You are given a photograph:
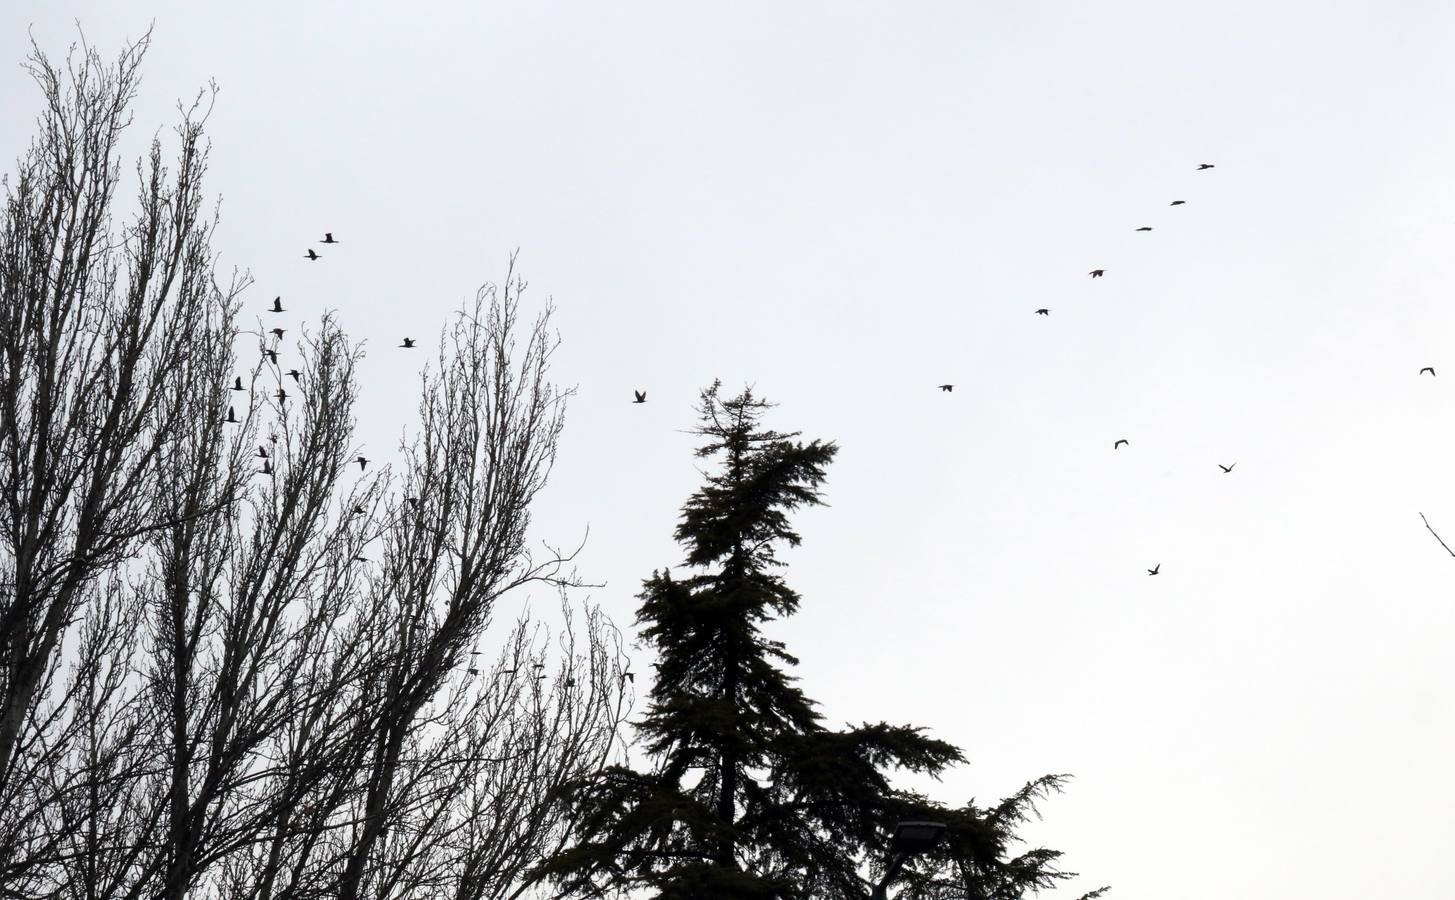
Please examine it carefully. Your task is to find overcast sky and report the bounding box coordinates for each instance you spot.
[5,2,1455,897]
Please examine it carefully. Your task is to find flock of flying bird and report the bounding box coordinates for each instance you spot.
[940,162,1229,577]
[225,160,1435,581]
[223,232,417,477]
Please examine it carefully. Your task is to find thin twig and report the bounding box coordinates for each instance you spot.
[1420,512,1455,558]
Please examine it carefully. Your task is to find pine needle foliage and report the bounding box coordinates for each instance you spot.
[532,383,1104,900]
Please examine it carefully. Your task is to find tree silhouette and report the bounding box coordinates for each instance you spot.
[533,384,1104,900]
[0,35,630,900]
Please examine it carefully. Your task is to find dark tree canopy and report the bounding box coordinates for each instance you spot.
[534,383,1105,900]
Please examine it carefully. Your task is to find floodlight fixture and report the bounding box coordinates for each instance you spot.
[873,820,949,900]
[889,820,947,855]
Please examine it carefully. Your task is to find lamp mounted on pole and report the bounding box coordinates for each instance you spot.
[871,820,947,900]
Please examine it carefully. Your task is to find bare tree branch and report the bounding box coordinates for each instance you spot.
[1419,512,1455,559]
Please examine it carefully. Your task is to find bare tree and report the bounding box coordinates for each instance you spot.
[0,35,630,900]
[0,30,246,885]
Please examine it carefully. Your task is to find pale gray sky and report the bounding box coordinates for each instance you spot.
[5,2,1455,897]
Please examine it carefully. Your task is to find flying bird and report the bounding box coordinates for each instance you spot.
[231,376,244,391]
[1196,163,1215,170]
[286,369,301,382]
[622,671,635,683]
[1089,269,1105,278]
[261,460,273,475]
[262,347,278,364]
[270,296,284,313]
[225,406,238,424]
[1135,226,1153,232]
[1219,463,1236,473]
[1147,563,1161,576]
[256,446,268,458]
[1035,308,1050,316]
[352,504,366,514]
[270,327,285,340]
[405,497,419,509]
[355,456,369,470]
[1420,367,1436,376]
[633,390,647,403]
[399,337,415,348]
[1170,200,1186,206]
[1114,439,1129,449]
[275,388,288,403]
[322,233,338,244]
[938,384,954,392]
[304,249,319,260]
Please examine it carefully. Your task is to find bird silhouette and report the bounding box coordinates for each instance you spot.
[352,555,368,563]
[270,327,285,340]
[1170,200,1186,206]
[1089,269,1105,278]
[1420,367,1436,376]
[564,678,576,687]
[256,446,268,458]
[270,296,284,313]
[286,369,301,382]
[633,390,647,403]
[405,497,419,509]
[262,347,278,364]
[225,406,238,424]
[352,503,366,514]
[467,667,480,676]
[1035,308,1050,316]
[1147,563,1161,575]
[622,671,635,683]
[322,233,338,244]
[261,460,273,475]
[399,338,415,348]
[938,384,954,392]
[231,376,244,391]
[356,456,369,470]
[1219,463,1236,473]
[304,249,319,260]
[1114,439,1129,449]
[1196,163,1215,170]
[1135,226,1153,232]
[275,388,288,403]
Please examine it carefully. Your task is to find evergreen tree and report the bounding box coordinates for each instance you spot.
[535,383,1104,900]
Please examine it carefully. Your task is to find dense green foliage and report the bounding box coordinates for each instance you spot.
[534,383,1105,900]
